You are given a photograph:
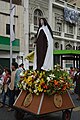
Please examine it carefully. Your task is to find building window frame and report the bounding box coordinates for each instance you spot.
[67,23,74,34]
[55,13,63,32]
[77,23,80,36]
[65,44,73,50]
[6,24,15,35]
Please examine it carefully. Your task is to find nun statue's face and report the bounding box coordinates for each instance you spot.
[40,19,44,26]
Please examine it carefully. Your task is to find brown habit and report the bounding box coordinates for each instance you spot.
[36,29,48,71]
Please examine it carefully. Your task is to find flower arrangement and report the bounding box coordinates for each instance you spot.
[18,64,72,96]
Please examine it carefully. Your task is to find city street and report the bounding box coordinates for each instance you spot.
[0,92,80,120]
[0,0,80,119]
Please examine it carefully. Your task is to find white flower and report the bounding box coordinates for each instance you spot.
[21,81,24,84]
[60,80,64,83]
[47,77,50,82]
[54,65,57,68]
[23,84,26,90]
[35,84,37,87]
[31,75,34,78]
[36,78,40,83]
[36,92,39,95]
[49,74,55,78]
[20,71,25,76]
[34,89,37,93]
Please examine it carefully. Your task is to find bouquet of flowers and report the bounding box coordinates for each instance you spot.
[18,64,72,96]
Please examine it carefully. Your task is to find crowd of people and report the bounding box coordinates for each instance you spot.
[0,62,25,111]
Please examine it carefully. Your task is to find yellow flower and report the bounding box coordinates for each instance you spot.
[39,73,43,78]
[40,78,45,85]
[24,77,27,82]
[28,81,32,86]
[28,76,32,81]
[43,71,45,74]
[26,79,29,84]
[34,71,37,76]
[25,76,32,84]
[38,85,43,92]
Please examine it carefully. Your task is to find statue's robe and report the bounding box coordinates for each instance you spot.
[36,29,48,71]
[33,25,53,71]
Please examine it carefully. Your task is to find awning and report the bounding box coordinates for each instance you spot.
[53,50,80,55]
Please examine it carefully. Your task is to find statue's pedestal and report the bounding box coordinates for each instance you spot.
[13,90,75,115]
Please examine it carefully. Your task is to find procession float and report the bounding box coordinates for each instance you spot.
[13,64,75,120]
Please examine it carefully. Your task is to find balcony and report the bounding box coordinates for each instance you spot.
[77,35,80,40]
[55,0,64,5]
[0,36,20,52]
[53,31,61,36]
[64,33,74,39]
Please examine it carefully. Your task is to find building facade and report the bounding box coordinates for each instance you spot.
[1,0,80,70]
[67,0,80,7]
[0,0,24,69]
[28,0,80,69]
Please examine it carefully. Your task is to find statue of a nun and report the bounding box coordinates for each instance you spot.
[33,18,53,71]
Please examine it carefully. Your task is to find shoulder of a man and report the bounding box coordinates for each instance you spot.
[11,70,16,76]
[16,68,22,75]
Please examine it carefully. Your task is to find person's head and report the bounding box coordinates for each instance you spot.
[19,63,24,68]
[38,18,53,38]
[70,67,73,70]
[5,68,11,75]
[39,18,48,27]
[3,67,8,72]
[12,62,18,71]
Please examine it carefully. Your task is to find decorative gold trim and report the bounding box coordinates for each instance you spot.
[23,93,33,107]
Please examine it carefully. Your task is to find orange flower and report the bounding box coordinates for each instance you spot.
[62,85,66,91]
[43,85,48,89]
[44,90,47,92]
[54,80,59,85]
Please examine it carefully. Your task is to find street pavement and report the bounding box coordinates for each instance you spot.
[0,91,80,120]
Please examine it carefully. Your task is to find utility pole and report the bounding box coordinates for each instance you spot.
[10,0,15,70]
[23,0,29,70]
[10,0,12,70]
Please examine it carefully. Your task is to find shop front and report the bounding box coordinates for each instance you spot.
[54,50,80,69]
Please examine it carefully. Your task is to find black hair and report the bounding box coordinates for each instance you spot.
[5,68,11,75]
[36,18,53,38]
[12,62,18,69]
[19,63,24,67]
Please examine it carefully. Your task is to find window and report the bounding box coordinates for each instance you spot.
[55,14,63,32]
[67,23,74,34]
[77,25,80,36]
[6,24,15,35]
[34,9,43,26]
[54,42,59,49]
[78,28,80,35]
[56,22,62,32]
[6,24,10,35]
[65,44,72,50]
